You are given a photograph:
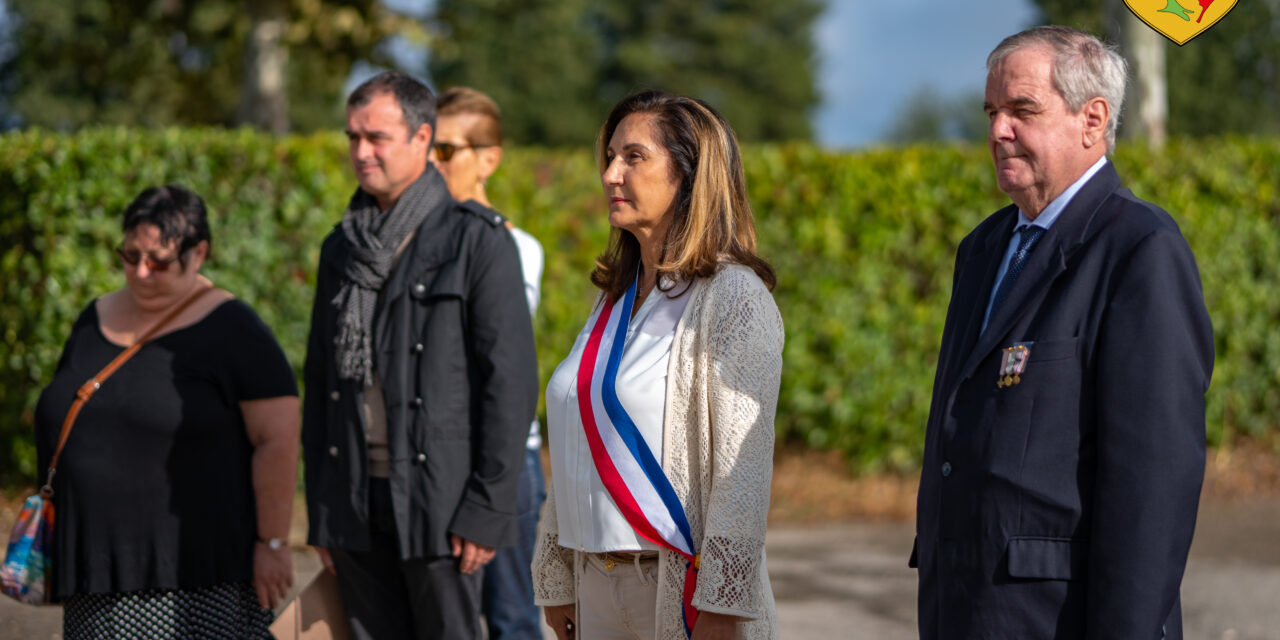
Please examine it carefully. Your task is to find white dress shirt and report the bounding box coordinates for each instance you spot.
[545,284,691,552]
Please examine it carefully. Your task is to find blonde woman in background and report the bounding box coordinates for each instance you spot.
[431,86,547,640]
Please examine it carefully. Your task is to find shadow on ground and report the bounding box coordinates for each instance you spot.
[4,497,1277,639]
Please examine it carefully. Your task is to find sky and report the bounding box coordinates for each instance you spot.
[379,0,1043,148]
[815,0,1040,148]
[0,0,1044,146]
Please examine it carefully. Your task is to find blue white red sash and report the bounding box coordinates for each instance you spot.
[576,277,701,637]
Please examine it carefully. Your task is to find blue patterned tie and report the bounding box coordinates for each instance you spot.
[989,225,1045,317]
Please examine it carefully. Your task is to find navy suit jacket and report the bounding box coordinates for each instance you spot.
[913,162,1214,639]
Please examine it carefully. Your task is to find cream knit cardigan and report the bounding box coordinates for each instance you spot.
[532,264,784,640]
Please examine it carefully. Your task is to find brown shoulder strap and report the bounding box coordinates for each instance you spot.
[40,285,215,496]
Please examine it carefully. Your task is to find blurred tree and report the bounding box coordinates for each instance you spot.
[886,88,987,145]
[0,0,418,131]
[1110,1,1169,149]
[427,0,602,147]
[886,88,949,144]
[239,0,289,133]
[1031,0,1280,136]
[0,4,16,129]
[428,0,821,146]
[595,0,820,143]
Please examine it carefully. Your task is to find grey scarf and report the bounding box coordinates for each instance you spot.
[332,168,449,385]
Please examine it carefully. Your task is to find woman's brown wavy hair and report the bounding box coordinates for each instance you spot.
[590,90,776,302]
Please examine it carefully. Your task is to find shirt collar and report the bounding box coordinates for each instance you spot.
[1017,156,1109,230]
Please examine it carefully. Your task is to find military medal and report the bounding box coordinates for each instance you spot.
[996,343,1032,388]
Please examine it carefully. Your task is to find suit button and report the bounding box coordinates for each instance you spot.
[328,446,339,457]
[413,283,426,295]
[416,452,427,463]
[413,343,424,353]
[941,462,952,477]
[410,397,423,408]
[329,390,340,402]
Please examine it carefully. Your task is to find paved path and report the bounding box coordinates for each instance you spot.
[5,497,1278,639]
[764,497,1280,639]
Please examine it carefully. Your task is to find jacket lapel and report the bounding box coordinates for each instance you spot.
[959,232,1067,380]
[374,168,458,314]
[373,201,459,377]
[953,161,1123,386]
[943,211,1016,389]
[379,203,453,310]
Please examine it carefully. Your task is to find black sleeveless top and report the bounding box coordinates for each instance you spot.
[34,299,297,598]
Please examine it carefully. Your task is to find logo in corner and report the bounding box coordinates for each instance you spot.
[1124,0,1238,45]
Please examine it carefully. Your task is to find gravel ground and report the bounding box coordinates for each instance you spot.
[4,496,1277,639]
[764,497,1280,639]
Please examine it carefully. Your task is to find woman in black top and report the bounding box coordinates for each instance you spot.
[33,185,299,639]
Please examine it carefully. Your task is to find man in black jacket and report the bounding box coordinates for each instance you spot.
[913,26,1213,639]
[302,71,538,639]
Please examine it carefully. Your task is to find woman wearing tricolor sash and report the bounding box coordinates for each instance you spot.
[532,91,784,640]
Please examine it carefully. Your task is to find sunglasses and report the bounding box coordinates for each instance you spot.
[116,246,185,272]
[433,142,494,162]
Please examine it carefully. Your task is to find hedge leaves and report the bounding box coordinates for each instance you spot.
[2,129,1276,480]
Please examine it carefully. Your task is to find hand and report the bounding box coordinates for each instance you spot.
[544,603,576,640]
[691,611,741,640]
[315,546,336,575]
[253,541,294,610]
[450,534,495,575]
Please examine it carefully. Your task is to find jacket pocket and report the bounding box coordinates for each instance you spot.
[1005,536,1088,581]
[1028,337,1078,363]
[408,275,463,303]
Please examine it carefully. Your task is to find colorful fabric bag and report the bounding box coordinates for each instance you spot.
[1,492,55,603]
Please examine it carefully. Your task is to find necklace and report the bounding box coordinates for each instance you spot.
[631,273,658,319]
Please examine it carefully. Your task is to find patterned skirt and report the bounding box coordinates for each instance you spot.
[63,580,272,640]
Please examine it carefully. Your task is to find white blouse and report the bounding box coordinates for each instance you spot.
[509,226,545,450]
[545,284,691,553]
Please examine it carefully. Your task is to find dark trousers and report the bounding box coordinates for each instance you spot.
[481,448,547,639]
[331,477,483,640]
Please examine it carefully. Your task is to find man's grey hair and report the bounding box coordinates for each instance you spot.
[988,25,1128,152]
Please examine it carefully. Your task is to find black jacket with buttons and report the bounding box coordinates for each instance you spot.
[302,177,538,558]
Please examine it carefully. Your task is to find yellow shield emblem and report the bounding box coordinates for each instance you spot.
[1123,0,1238,45]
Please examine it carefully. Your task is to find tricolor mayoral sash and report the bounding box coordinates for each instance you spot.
[576,277,701,637]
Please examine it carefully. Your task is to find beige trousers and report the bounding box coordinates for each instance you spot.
[576,553,660,640]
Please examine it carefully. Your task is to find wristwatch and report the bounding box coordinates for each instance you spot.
[259,537,285,551]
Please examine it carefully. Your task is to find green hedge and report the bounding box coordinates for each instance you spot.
[2,129,1277,481]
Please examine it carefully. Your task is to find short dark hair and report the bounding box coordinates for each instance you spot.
[122,184,212,267]
[347,71,437,141]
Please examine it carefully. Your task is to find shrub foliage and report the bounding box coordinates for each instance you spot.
[2,129,1276,481]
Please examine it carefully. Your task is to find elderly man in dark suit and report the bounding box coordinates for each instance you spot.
[913,26,1214,639]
